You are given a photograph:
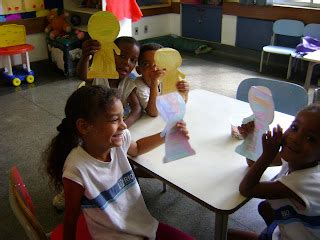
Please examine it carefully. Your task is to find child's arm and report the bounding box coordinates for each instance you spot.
[125,89,142,128]
[77,39,101,84]
[145,79,160,117]
[176,80,189,102]
[128,121,189,157]
[63,178,85,240]
[239,125,298,200]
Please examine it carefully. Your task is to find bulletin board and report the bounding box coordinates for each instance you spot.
[0,0,45,15]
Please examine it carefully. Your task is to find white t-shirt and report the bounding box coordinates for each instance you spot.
[63,129,158,240]
[267,162,320,240]
[135,76,151,110]
[93,76,136,108]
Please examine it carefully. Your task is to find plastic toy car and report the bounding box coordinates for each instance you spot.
[1,68,34,87]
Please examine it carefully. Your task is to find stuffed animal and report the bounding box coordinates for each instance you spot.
[45,8,71,39]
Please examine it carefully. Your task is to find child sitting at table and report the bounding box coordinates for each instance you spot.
[77,36,141,128]
[135,43,189,117]
[44,85,193,240]
[228,103,320,240]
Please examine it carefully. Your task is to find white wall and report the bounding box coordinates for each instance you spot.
[221,15,237,46]
[132,13,180,40]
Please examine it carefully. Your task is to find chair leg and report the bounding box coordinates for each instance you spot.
[259,51,264,72]
[162,183,167,193]
[287,55,293,79]
[266,52,270,66]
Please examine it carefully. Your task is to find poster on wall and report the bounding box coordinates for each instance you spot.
[1,0,44,15]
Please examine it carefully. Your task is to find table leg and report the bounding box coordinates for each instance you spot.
[304,62,318,90]
[215,213,228,240]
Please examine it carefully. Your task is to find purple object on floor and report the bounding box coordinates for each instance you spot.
[6,14,22,21]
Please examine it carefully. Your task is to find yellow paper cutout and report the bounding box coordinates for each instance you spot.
[0,24,26,48]
[87,11,120,79]
[154,48,186,96]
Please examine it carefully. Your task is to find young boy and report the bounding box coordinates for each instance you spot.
[76,36,141,128]
[135,43,189,117]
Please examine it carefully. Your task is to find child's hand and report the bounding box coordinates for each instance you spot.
[82,39,101,59]
[262,124,283,159]
[176,121,189,139]
[238,121,255,138]
[176,80,189,94]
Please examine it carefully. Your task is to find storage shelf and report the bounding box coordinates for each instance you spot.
[64,7,100,14]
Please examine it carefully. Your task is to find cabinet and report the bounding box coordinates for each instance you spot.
[181,4,222,43]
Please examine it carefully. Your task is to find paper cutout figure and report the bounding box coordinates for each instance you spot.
[154,48,187,99]
[156,92,195,163]
[235,86,274,161]
[87,11,120,79]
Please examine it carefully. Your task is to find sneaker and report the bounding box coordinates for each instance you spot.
[52,190,65,210]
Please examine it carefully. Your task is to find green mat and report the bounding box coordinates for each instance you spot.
[139,35,213,54]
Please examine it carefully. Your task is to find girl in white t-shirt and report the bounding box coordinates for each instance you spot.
[44,85,193,240]
[228,104,320,240]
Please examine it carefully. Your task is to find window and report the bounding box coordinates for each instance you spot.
[273,0,320,8]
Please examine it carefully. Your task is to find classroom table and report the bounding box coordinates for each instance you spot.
[303,50,320,90]
[129,89,294,240]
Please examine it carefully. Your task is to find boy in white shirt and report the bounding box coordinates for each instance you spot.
[135,43,189,117]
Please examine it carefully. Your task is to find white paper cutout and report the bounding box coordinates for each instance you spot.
[156,92,195,163]
[235,86,274,161]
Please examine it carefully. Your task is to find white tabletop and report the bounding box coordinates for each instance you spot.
[304,50,320,63]
[129,89,294,213]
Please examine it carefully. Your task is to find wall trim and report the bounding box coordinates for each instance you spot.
[223,2,320,24]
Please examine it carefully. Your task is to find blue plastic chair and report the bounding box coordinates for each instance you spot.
[259,19,304,79]
[236,78,308,116]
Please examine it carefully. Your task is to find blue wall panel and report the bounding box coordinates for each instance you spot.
[236,17,273,51]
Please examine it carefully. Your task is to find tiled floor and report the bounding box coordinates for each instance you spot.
[0,53,315,239]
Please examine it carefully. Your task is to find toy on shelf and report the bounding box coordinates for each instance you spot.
[45,8,72,40]
[0,24,35,87]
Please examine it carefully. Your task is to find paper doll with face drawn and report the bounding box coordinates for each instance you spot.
[154,48,187,100]
[235,86,275,162]
[87,11,120,79]
[156,92,195,163]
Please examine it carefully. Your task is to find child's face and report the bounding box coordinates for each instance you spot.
[114,42,139,79]
[137,50,162,87]
[280,110,320,170]
[86,99,127,153]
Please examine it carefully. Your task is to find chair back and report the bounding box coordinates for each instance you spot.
[273,19,304,37]
[303,23,320,40]
[236,78,308,116]
[9,166,48,240]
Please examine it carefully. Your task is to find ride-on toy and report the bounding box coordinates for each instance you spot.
[0,24,35,87]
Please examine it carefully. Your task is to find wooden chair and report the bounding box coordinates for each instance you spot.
[9,166,91,240]
[236,78,308,116]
